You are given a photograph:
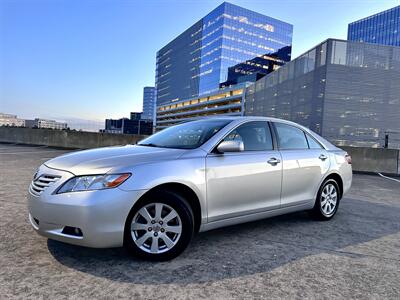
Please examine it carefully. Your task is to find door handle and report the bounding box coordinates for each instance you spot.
[267,157,281,165]
[319,154,328,161]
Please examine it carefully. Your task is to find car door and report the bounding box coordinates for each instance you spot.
[206,121,282,222]
[273,122,330,207]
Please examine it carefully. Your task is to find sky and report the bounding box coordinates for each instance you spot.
[0,0,399,130]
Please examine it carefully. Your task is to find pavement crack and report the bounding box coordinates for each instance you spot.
[260,237,400,263]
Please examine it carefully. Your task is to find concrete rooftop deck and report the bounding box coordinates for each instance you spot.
[0,143,399,299]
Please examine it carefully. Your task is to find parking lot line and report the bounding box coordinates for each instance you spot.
[378,172,400,183]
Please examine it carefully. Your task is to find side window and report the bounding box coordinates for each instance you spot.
[305,132,323,149]
[274,123,308,150]
[223,121,273,151]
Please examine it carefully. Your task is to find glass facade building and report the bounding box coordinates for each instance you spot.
[105,116,153,135]
[155,2,293,107]
[348,5,400,46]
[245,39,400,148]
[142,87,155,120]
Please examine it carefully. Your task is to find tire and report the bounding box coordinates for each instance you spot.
[311,179,341,221]
[124,190,194,261]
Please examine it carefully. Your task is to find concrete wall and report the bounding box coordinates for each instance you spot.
[0,127,399,175]
[341,146,399,175]
[0,127,147,149]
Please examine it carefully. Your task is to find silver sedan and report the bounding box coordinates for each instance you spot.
[28,117,352,260]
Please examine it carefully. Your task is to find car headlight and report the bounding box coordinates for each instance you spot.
[56,173,131,194]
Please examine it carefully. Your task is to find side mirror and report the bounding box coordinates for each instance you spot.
[217,140,244,153]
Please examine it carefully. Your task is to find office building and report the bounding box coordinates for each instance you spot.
[105,113,152,135]
[348,6,400,46]
[245,39,400,148]
[0,113,26,127]
[155,2,293,107]
[25,118,67,130]
[142,87,155,121]
[130,112,142,120]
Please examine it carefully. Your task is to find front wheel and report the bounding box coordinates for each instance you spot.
[311,179,340,220]
[124,190,194,261]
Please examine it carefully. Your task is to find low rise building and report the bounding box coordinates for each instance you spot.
[130,112,142,121]
[155,83,248,130]
[0,113,25,127]
[25,118,68,130]
[105,113,152,135]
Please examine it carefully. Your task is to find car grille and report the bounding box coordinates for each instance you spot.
[29,174,61,196]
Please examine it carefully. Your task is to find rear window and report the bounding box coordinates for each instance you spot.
[274,123,308,150]
[305,132,323,149]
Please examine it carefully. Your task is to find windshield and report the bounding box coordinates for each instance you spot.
[138,119,232,149]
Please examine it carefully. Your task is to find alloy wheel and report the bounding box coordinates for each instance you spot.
[320,183,338,216]
[131,203,182,254]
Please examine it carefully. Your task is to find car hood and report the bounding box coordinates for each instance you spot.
[44,145,187,175]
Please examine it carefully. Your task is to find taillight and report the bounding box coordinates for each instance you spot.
[345,154,352,164]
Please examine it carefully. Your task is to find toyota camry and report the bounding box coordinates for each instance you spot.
[28,117,352,260]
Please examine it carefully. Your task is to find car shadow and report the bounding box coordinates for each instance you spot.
[47,198,400,284]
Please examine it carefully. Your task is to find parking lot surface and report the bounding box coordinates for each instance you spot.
[1,143,399,299]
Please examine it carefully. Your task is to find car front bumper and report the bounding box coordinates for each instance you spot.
[28,172,147,248]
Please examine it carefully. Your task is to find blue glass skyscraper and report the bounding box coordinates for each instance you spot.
[155,2,293,106]
[142,87,155,120]
[348,6,400,46]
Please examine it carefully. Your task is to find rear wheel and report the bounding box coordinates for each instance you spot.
[312,179,340,220]
[124,190,194,261]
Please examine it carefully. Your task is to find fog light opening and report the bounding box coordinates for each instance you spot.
[62,226,83,237]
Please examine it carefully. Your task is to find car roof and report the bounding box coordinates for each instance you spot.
[193,116,305,126]
[189,116,282,122]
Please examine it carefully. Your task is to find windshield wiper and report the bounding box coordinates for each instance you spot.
[137,143,160,147]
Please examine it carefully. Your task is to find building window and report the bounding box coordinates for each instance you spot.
[318,42,327,66]
[331,40,347,65]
